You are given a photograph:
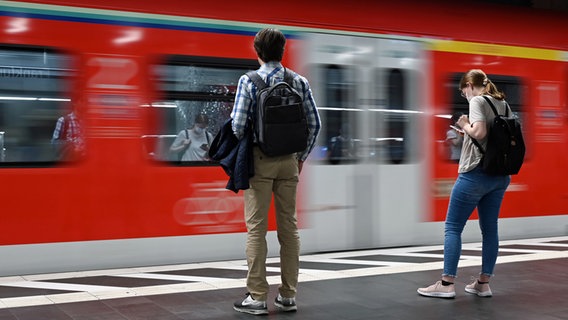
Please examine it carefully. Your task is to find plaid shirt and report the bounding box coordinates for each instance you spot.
[51,112,85,154]
[231,62,321,161]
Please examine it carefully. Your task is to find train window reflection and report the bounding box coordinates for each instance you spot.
[317,65,358,164]
[146,56,258,164]
[369,68,414,164]
[386,69,407,164]
[0,47,75,166]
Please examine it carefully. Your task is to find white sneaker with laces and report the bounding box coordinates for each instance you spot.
[233,293,268,315]
[274,293,297,312]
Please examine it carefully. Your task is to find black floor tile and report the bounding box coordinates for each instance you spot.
[70,312,129,320]
[152,268,278,278]
[499,244,568,251]
[547,240,568,244]
[417,249,520,256]
[57,300,122,318]
[0,286,76,299]
[42,276,184,287]
[9,305,73,320]
[102,297,182,320]
[339,254,442,263]
[0,309,17,320]
[268,261,372,271]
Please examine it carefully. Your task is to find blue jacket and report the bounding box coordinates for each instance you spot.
[208,118,254,193]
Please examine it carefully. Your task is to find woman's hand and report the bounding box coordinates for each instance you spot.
[457,115,470,129]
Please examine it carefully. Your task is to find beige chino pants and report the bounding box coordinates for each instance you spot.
[244,146,300,301]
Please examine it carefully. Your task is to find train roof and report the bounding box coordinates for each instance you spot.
[5,0,568,50]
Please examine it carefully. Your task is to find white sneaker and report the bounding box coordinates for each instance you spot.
[274,293,297,312]
[233,293,268,315]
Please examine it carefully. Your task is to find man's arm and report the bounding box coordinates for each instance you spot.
[231,75,254,139]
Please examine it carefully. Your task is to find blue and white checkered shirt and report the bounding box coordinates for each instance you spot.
[231,61,321,162]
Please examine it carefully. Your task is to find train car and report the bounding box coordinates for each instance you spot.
[0,0,567,276]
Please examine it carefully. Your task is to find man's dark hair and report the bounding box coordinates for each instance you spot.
[253,28,286,62]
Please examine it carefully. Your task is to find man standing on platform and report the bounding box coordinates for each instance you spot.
[231,28,321,315]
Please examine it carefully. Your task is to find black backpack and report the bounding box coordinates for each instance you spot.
[246,69,308,157]
[472,96,525,175]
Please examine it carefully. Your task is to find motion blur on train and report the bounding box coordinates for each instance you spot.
[1,0,567,275]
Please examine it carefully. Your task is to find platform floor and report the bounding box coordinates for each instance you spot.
[1,236,567,319]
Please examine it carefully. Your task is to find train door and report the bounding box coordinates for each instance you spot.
[298,34,359,251]
[298,33,427,252]
[371,39,426,246]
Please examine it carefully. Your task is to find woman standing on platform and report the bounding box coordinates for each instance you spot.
[417,69,512,298]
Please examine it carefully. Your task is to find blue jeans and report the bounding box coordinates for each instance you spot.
[443,166,511,278]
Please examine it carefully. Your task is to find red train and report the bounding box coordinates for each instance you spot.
[0,0,567,276]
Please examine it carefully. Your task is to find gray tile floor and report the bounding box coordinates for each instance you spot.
[0,237,567,319]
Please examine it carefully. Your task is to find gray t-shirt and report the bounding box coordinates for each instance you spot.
[172,128,213,161]
[458,95,512,173]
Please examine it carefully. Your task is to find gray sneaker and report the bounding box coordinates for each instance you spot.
[274,293,297,312]
[233,293,268,315]
[417,281,456,298]
[465,278,492,297]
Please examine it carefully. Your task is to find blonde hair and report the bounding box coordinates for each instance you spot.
[459,69,505,100]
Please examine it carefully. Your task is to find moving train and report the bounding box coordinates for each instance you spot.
[1,0,567,276]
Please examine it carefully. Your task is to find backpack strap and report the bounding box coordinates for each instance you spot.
[246,68,293,132]
[471,97,495,155]
[471,96,509,154]
[246,71,267,91]
[283,68,294,86]
[471,136,484,154]
[482,95,509,117]
[247,68,294,89]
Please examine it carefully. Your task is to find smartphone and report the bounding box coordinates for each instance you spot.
[450,125,464,134]
[200,143,209,151]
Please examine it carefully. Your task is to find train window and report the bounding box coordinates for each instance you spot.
[315,65,358,164]
[369,68,416,164]
[443,73,524,162]
[146,56,258,164]
[0,47,75,166]
[386,69,408,164]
